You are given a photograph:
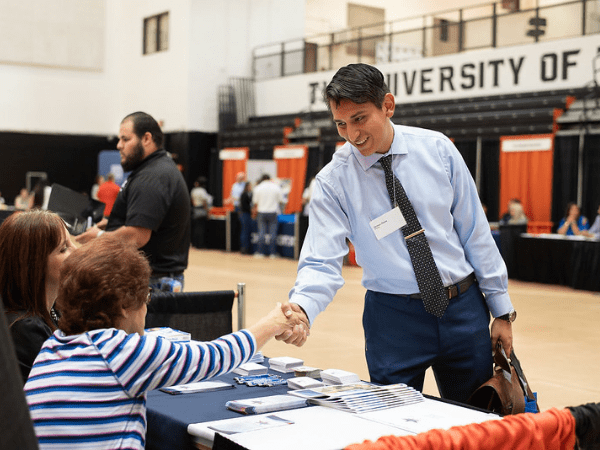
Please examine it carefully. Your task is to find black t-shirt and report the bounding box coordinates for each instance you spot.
[6,311,53,383]
[240,191,252,214]
[107,150,191,273]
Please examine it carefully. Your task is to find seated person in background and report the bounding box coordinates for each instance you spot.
[24,235,303,450]
[583,204,600,239]
[14,188,33,210]
[505,201,528,225]
[0,210,76,383]
[557,202,589,236]
[499,198,527,225]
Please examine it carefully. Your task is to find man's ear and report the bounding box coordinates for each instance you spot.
[383,93,395,118]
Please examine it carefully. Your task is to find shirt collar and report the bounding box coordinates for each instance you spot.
[351,124,407,171]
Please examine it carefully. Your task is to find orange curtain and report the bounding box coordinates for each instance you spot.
[499,134,554,223]
[274,145,308,214]
[345,407,576,450]
[219,147,248,210]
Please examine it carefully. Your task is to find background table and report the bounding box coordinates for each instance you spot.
[513,234,600,291]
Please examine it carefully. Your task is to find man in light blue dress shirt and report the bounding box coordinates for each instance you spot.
[279,64,516,403]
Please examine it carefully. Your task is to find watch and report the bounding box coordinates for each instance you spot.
[497,310,517,323]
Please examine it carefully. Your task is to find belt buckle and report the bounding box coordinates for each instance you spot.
[447,285,458,299]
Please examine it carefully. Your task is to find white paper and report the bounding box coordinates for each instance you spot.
[370,207,406,240]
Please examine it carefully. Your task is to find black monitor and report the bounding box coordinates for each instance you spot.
[47,184,105,236]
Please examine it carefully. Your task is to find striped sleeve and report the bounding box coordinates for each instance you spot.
[102,328,257,396]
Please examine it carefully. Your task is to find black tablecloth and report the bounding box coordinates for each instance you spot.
[513,236,600,291]
[146,365,295,450]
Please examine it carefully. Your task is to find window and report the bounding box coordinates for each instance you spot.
[143,12,169,55]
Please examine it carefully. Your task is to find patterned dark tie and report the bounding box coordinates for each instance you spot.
[379,154,448,318]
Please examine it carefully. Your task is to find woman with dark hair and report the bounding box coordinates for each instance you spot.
[24,235,303,450]
[557,202,589,236]
[0,210,76,382]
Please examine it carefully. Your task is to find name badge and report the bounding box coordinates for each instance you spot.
[370,206,406,240]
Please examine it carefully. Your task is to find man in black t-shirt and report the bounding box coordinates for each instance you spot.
[76,112,191,290]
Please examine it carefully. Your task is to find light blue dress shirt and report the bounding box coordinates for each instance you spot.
[289,124,512,324]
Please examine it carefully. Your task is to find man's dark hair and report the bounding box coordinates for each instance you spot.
[323,63,390,111]
[122,111,164,149]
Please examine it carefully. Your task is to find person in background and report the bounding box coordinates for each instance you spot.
[499,198,527,225]
[190,176,213,248]
[505,201,528,225]
[239,181,253,255]
[24,235,303,450]
[279,64,515,404]
[0,210,76,383]
[14,188,33,210]
[96,173,121,218]
[252,174,285,259]
[227,171,246,212]
[75,112,191,292]
[557,202,589,236]
[90,174,104,201]
[583,204,600,238]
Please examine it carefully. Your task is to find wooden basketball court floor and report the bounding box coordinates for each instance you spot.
[185,248,600,411]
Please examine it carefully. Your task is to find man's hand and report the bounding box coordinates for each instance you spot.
[74,224,103,244]
[490,318,513,358]
[275,303,310,347]
[74,218,108,244]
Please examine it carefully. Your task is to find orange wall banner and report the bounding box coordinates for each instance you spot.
[219,147,248,209]
[274,145,308,214]
[499,134,554,223]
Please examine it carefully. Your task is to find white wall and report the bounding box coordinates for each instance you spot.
[187,0,306,131]
[0,0,305,136]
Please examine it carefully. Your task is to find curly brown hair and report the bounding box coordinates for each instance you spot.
[57,235,151,335]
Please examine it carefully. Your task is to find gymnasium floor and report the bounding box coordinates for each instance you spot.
[185,248,600,411]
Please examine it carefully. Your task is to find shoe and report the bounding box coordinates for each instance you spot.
[269,254,277,259]
[253,253,265,258]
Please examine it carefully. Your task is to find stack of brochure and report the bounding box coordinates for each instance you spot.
[287,377,325,390]
[320,368,361,385]
[268,356,304,373]
[144,327,191,343]
[249,351,264,364]
[288,382,424,413]
[225,394,308,415]
[293,366,322,378]
[232,362,268,376]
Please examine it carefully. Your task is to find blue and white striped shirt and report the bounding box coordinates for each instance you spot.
[24,328,256,449]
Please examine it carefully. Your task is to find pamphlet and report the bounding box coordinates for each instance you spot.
[160,380,235,395]
[208,414,295,435]
[288,382,424,413]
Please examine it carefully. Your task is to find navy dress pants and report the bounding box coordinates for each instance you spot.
[363,282,493,403]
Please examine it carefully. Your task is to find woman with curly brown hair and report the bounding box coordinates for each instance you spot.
[0,210,76,382]
[24,235,303,450]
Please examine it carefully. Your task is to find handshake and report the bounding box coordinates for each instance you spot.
[250,302,311,349]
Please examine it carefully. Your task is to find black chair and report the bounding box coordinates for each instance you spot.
[145,285,246,341]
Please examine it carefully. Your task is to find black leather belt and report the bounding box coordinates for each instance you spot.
[408,273,476,300]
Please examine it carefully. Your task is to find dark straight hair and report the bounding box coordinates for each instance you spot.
[0,210,65,330]
[122,111,164,149]
[323,63,390,111]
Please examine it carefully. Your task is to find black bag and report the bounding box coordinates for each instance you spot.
[467,342,539,415]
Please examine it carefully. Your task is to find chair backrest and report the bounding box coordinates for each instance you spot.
[145,290,235,341]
